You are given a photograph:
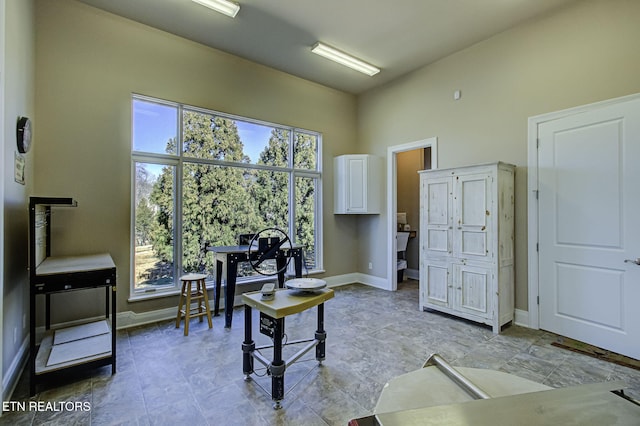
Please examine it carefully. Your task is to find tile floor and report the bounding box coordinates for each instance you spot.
[3,281,639,425]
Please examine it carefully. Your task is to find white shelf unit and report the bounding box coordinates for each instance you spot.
[35,320,112,375]
[419,162,515,333]
[29,197,117,395]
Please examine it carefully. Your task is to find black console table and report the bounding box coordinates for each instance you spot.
[207,244,303,328]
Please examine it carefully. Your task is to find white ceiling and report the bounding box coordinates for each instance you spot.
[76,0,578,94]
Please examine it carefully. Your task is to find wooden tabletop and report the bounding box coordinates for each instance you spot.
[242,288,334,319]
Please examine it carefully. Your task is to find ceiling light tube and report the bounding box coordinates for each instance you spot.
[192,0,240,18]
[311,42,380,76]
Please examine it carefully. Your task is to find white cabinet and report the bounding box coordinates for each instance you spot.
[334,154,382,214]
[419,162,515,333]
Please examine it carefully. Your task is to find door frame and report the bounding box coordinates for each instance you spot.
[527,92,640,329]
[0,0,6,404]
[386,137,438,291]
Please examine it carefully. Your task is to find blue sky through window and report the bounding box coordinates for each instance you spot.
[235,120,274,163]
[132,99,177,155]
[134,99,274,164]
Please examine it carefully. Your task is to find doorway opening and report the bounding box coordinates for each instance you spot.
[386,138,437,291]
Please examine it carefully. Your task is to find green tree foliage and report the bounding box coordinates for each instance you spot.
[294,133,317,266]
[135,198,154,246]
[149,165,174,264]
[251,129,289,230]
[134,165,156,246]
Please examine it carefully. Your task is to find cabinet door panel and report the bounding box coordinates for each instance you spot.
[422,260,450,308]
[347,157,366,211]
[454,173,492,261]
[422,177,452,256]
[454,264,490,318]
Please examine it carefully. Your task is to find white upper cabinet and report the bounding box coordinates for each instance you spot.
[334,155,382,214]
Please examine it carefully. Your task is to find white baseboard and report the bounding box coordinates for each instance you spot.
[118,307,178,329]
[405,268,419,281]
[3,336,29,401]
[323,273,362,288]
[514,308,530,328]
[351,273,389,289]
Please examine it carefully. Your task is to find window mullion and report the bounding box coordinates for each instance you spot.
[175,105,184,279]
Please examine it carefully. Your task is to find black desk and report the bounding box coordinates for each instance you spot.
[207,245,303,328]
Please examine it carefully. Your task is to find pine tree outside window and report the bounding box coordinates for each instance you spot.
[131,95,322,295]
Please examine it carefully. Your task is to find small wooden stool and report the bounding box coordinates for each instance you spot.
[176,273,212,336]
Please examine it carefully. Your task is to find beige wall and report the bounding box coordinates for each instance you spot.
[357,0,640,310]
[34,0,358,321]
[2,0,35,392]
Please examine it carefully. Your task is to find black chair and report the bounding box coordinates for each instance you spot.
[238,233,256,246]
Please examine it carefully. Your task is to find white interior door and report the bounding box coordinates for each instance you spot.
[538,96,640,360]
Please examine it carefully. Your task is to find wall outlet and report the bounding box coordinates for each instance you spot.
[368,262,373,270]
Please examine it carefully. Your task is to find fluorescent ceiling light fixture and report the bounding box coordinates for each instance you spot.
[192,0,240,18]
[311,42,380,76]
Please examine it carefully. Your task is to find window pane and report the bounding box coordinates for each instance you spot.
[295,176,317,270]
[134,162,175,290]
[294,131,318,170]
[183,110,289,167]
[253,126,289,167]
[133,99,178,155]
[181,163,288,277]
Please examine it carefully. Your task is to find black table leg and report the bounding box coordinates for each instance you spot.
[316,303,326,362]
[242,306,254,378]
[111,283,117,374]
[276,253,286,288]
[293,248,303,278]
[214,259,223,316]
[271,317,285,409]
[224,254,238,328]
[45,294,51,330]
[29,287,36,396]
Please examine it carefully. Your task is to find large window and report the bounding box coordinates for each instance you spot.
[132,95,322,294]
